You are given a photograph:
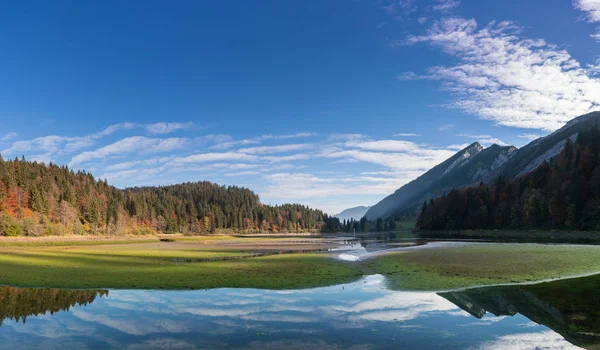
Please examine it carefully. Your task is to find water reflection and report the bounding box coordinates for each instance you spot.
[440,275,600,349]
[0,287,107,326]
[0,275,595,349]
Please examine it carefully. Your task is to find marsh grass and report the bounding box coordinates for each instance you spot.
[365,243,600,290]
[2,239,600,291]
[0,239,360,289]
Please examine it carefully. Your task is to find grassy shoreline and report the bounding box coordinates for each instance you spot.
[2,237,600,291]
[418,229,600,244]
[366,243,600,291]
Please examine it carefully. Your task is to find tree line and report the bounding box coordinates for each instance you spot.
[0,155,341,236]
[417,127,600,231]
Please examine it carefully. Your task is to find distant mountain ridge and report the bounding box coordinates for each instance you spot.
[334,206,370,221]
[365,111,600,221]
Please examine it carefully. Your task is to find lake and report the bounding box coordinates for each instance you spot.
[0,271,597,349]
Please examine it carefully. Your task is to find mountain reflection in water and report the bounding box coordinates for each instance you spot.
[0,274,597,349]
[439,274,600,350]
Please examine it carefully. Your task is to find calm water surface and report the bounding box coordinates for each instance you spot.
[0,272,598,349]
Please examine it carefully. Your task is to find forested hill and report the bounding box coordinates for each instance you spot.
[0,156,340,236]
[417,126,600,231]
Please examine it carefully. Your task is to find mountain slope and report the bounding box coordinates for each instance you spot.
[367,111,600,221]
[365,142,519,220]
[334,206,370,221]
[418,125,600,230]
[491,111,600,180]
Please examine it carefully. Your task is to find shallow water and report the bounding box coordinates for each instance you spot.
[1,273,598,349]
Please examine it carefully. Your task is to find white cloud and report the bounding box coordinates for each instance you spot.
[518,133,541,141]
[94,122,138,137]
[69,136,188,167]
[261,172,417,200]
[260,135,460,207]
[211,132,317,150]
[146,122,193,134]
[327,133,368,142]
[252,136,460,210]
[322,149,454,172]
[446,143,471,151]
[433,0,460,11]
[348,139,438,153]
[224,171,261,177]
[395,133,421,137]
[404,17,600,131]
[383,0,418,19]
[0,132,17,143]
[1,121,193,163]
[439,124,455,131]
[456,133,507,146]
[397,71,420,80]
[103,157,174,172]
[258,132,317,140]
[262,154,311,162]
[238,143,314,154]
[574,0,600,40]
[170,152,260,164]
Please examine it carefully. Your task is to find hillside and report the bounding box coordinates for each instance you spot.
[492,111,600,179]
[0,157,340,236]
[365,142,517,220]
[367,111,600,221]
[417,126,600,231]
[334,206,370,221]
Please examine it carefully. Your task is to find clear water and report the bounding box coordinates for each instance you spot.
[1,272,598,349]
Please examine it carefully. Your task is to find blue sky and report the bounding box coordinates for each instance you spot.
[1,0,599,214]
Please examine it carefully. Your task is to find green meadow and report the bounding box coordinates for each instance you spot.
[1,237,600,291]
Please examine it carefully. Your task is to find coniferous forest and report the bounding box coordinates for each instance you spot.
[0,155,341,236]
[417,127,600,231]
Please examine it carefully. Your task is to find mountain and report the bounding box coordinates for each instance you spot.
[491,111,600,179]
[365,142,516,220]
[366,111,600,221]
[0,158,342,236]
[334,206,370,221]
[418,123,600,230]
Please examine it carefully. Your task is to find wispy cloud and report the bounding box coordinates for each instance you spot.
[456,133,507,146]
[439,124,455,131]
[69,137,188,167]
[1,121,194,163]
[261,172,417,199]
[432,0,460,12]
[397,71,420,80]
[0,132,17,143]
[321,136,456,173]
[573,0,600,40]
[395,133,421,137]
[237,143,314,154]
[170,152,260,164]
[212,132,317,150]
[402,18,600,131]
[518,133,541,141]
[146,122,193,134]
[446,143,471,151]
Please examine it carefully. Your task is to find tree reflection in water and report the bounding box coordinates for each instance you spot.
[0,286,108,325]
